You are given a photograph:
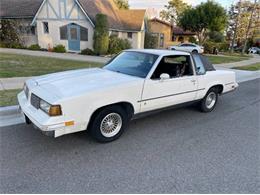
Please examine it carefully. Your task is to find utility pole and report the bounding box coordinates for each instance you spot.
[242,0,258,54]
[231,0,241,53]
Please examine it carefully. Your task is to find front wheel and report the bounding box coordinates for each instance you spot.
[89,105,129,142]
[199,88,218,112]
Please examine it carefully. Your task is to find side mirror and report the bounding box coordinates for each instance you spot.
[160,73,170,81]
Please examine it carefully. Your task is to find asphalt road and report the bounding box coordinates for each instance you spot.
[0,79,259,193]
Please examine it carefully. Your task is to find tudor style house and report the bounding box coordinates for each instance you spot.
[0,0,146,51]
[149,18,196,49]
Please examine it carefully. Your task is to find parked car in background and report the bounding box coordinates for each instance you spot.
[248,47,260,54]
[168,43,204,53]
[18,49,238,142]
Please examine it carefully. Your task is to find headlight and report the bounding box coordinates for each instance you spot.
[40,99,62,116]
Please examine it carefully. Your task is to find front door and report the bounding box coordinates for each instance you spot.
[140,55,198,112]
[68,24,80,51]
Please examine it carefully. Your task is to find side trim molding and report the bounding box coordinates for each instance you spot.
[138,88,205,103]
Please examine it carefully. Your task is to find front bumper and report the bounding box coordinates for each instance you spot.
[18,91,73,137]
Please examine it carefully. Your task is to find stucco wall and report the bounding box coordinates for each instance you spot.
[36,0,94,51]
[36,20,94,51]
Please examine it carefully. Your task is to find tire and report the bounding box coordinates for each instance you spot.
[199,88,218,112]
[89,105,129,142]
[192,49,198,54]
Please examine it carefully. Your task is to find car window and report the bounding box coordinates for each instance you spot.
[103,51,159,78]
[187,44,196,47]
[193,55,206,75]
[151,55,194,79]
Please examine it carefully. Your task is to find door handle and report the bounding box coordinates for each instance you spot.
[191,79,196,83]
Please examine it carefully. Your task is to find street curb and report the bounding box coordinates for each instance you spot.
[0,105,19,117]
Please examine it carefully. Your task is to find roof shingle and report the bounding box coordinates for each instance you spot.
[0,0,43,18]
[0,0,146,31]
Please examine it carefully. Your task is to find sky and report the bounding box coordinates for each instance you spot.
[129,0,238,14]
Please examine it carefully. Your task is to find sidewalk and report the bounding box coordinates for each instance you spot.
[215,54,260,68]
[0,48,109,64]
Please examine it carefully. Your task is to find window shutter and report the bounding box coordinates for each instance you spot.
[60,25,67,40]
[80,26,88,41]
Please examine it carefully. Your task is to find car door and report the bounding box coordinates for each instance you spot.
[140,55,198,112]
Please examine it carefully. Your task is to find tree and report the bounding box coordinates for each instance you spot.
[228,0,260,52]
[113,0,129,10]
[178,1,227,44]
[0,19,21,47]
[160,0,190,24]
[93,14,109,55]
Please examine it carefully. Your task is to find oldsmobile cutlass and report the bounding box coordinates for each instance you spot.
[18,49,238,142]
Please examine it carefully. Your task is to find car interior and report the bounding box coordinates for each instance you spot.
[151,55,194,79]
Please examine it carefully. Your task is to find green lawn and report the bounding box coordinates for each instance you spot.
[0,53,104,78]
[0,89,21,107]
[233,63,260,71]
[206,55,251,64]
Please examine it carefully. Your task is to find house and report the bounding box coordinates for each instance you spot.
[0,0,146,51]
[149,18,196,48]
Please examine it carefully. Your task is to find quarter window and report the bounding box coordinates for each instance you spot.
[193,54,206,75]
[43,22,49,34]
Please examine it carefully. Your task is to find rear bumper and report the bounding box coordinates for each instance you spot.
[222,82,239,95]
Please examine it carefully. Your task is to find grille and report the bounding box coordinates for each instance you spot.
[31,94,40,109]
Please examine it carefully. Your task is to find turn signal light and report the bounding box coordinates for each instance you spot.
[49,105,62,116]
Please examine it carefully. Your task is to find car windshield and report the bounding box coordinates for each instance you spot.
[103,51,159,78]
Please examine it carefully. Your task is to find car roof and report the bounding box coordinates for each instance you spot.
[125,49,190,56]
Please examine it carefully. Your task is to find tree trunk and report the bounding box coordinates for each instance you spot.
[231,0,242,53]
[242,0,257,54]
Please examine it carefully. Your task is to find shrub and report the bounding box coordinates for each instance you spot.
[144,32,158,49]
[28,44,41,51]
[81,48,95,55]
[53,44,66,53]
[188,36,197,44]
[203,41,229,53]
[0,19,22,48]
[93,14,109,55]
[108,35,132,54]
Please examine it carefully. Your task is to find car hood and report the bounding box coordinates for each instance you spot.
[31,68,142,98]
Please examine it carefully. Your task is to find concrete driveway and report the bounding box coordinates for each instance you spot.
[0,79,259,193]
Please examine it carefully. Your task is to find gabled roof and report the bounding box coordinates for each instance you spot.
[77,0,146,31]
[0,0,43,18]
[0,0,145,31]
[149,18,196,36]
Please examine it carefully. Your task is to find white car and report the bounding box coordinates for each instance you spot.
[18,49,238,142]
[169,43,204,53]
[248,47,260,54]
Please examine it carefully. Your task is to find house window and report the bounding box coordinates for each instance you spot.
[127,32,133,39]
[159,33,164,47]
[111,31,119,37]
[60,25,67,40]
[43,22,49,34]
[31,26,36,35]
[80,26,88,41]
[172,35,176,41]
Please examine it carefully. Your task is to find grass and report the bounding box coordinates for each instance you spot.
[0,53,104,78]
[0,89,21,107]
[233,63,260,71]
[206,55,251,64]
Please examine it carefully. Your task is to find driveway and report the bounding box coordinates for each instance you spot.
[0,79,259,193]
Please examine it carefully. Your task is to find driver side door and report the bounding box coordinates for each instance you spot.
[140,55,198,112]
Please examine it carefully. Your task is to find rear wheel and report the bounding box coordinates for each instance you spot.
[199,88,218,112]
[192,49,198,53]
[89,105,129,142]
